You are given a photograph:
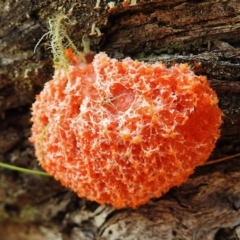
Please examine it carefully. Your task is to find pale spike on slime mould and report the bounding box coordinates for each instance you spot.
[94,0,137,9]
[89,23,103,37]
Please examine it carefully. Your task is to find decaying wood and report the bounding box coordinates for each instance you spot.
[0,0,240,239]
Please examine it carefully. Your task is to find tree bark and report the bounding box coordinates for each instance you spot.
[0,0,240,239]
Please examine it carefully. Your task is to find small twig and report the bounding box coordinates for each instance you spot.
[0,162,50,176]
[204,152,240,166]
[1,153,239,176]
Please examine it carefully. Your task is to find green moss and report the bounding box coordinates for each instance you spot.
[142,39,204,56]
[20,206,41,222]
[0,204,41,223]
[153,42,185,54]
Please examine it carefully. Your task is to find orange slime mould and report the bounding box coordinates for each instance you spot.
[30,15,222,208]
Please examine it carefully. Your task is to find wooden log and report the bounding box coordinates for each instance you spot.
[0,0,240,239]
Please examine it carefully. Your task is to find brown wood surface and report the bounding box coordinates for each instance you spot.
[0,0,240,239]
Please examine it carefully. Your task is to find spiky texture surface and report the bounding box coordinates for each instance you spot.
[30,50,222,208]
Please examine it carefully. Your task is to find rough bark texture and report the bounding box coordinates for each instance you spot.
[0,0,240,239]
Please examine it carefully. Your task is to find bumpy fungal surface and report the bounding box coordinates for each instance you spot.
[30,49,222,208]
